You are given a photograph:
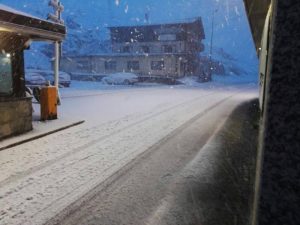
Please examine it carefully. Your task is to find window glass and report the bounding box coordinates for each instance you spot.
[176,32,187,41]
[163,45,173,53]
[159,34,176,41]
[151,61,165,70]
[105,61,117,70]
[123,46,130,53]
[77,60,91,71]
[127,61,140,70]
[141,46,150,53]
[0,53,13,95]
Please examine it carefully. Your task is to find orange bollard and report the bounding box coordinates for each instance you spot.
[40,86,58,121]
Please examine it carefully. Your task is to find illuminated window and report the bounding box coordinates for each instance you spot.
[0,53,13,95]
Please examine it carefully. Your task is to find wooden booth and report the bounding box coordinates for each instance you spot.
[0,5,66,140]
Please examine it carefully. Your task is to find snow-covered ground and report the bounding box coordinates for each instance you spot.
[59,80,166,101]
[179,75,258,86]
[0,82,258,225]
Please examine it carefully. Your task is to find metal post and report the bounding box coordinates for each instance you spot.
[54,0,61,89]
[48,0,63,89]
[54,41,60,88]
[48,0,64,104]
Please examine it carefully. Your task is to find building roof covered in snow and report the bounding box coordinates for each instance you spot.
[0,4,66,41]
[108,17,205,43]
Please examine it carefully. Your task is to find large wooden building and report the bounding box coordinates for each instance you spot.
[0,4,66,139]
[61,18,205,79]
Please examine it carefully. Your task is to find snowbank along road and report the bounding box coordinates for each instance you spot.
[0,84,257,225]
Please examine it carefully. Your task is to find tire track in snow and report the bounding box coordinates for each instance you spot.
[45,93,237,225]
[0,92,217,187]
[61,86,180,99]
[0,90,244,225]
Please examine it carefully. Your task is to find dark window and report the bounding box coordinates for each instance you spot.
[176,32,187,41]
[105,61,117,70]
[158,34,176,41]
[77,60,91,70]
[163,45,173,53]
[123,46,130,53]
[151,61,165,70]
[141,46,150,53]
[0,53,13,95]
[127,61,140,70]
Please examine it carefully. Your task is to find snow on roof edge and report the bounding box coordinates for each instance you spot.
[107,17,202,29]
[0,4,64,26]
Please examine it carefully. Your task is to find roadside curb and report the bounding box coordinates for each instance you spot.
[0,120,85,151]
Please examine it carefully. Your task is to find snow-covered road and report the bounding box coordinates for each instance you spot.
[0,84,257,225]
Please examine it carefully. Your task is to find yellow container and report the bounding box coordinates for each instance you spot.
[40,87,57,121]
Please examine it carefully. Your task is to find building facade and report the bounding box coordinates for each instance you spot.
[61,18,205,79]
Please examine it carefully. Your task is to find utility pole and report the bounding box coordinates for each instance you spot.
[145,6,150,24]
[48,0,64,89]
[208,8,218,82]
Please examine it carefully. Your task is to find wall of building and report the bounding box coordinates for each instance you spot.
[61,54,191,78]
[0,33,32,140]
[0,97,32,140]
[61,19,205,80]
[111,41,197,54]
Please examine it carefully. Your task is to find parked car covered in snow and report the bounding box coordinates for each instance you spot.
[42,71,71,87]
[102,73,138,85]
[25,72,47,86]
[26,69,71,87]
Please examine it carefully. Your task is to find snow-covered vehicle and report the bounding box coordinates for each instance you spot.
[42,71,71,87]
[25,72,47,86]
[102,73,139,85]
[26,69,71,87]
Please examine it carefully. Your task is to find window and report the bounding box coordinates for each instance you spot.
[127,61,140,70]
[77,60,91,70]
[141,46,150,53]
[151,61,165,70]
[158,34,176,41]
[0,53,13,95]
[105,61,117,70]
[163,45,173,53]
[176,32,187,41]
[123,46,130,53]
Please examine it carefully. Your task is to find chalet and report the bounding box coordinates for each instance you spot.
[61,18,205,80]
[0,4,66,139]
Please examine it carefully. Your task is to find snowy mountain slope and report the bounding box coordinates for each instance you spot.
[0,0,258,81]
[213,47,258,76]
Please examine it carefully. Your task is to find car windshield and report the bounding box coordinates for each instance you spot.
[2,1,297,225]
